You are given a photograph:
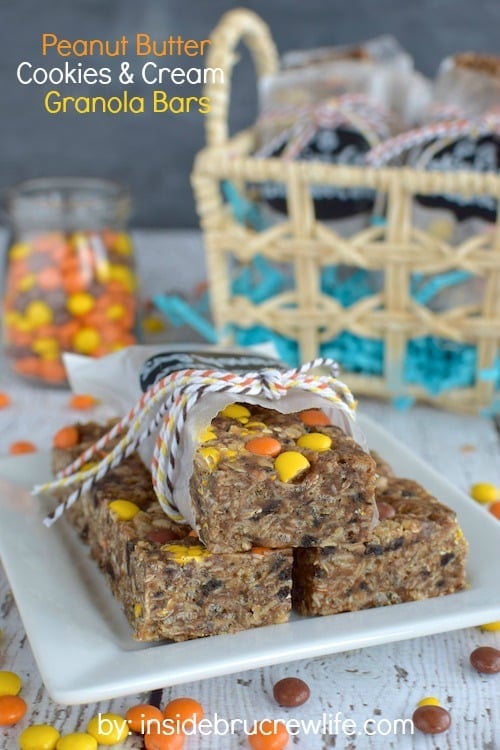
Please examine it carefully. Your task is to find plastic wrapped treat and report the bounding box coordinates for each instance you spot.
[255,37,430,223]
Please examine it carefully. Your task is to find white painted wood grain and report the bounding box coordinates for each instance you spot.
[0,231,499,750]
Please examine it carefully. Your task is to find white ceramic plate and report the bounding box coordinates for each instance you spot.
[1,415,499,705]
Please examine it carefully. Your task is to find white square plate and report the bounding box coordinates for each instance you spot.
[0,415,499,705]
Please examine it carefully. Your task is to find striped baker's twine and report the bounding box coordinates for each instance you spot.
[366,109,500,167]
[34,358,356,528]
[256,94,392,161]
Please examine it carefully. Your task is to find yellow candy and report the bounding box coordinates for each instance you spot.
[32,337,60,360]
[470,482,500,503]
[112,233,133,256]
[162,543,210,564]
[480,621,500,631]
[199,446,220,470]
[105,303,126,321]
[220,404,251,420]
[108,499,140,521]
[134,603,142,618]
[297,432,332,452]
[199,427,217,443]
[274,451,310,483]
[9,242,31,260]
[141,315,165,334]
[87,713,128,745]
[0,670,22,695]
[19,724,61,750]
[67,293,95,317]
[417,696,440,707]
[56,734,98,750]
[73,327,100,354]
[18,274,37,292]
[108,264,137,292]
[25,300,53,328]
[13,316,33,333]
[95,260,110,283]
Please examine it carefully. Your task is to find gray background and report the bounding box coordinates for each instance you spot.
[1,0,499,228]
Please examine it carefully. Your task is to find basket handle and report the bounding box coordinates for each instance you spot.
[204,9,279,148]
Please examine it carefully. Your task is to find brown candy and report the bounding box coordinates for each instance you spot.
[146,528,181,545]
[412,705,451,734]
[376,501,396,520]
[470,646,500,674]
[272,677,310,707]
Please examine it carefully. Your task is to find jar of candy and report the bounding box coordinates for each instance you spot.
[2,178,138,385]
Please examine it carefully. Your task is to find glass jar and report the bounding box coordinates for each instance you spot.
[3,178,138,385]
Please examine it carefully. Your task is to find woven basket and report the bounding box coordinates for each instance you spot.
[191,8,500,414]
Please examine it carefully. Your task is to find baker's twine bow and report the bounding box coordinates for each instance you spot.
[256,94,393,161]
[366,108,500,167]
[33,358,356,528]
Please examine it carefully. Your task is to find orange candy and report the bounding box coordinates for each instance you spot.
[489,501,500,520]
[39,360,67,383]
[69,394,99,410]
[144,729,185,750]
[13,358,43,378]
[0,392,11,409]
[53,426,79,449]
[126,704,165,734]
[163,697,204,729]
[9,441,37,455]
[37,267,62,291]
[0,695,27,726]
[245,437,282,457]
[299,409,331,426]
[248,720,290,750]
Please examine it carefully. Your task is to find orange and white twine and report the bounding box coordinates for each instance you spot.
[366,108,500,167]
[34,358,356,528]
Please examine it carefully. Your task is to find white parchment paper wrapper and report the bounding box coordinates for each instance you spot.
[63,345,366,530]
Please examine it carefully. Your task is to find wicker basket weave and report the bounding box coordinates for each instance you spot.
[191,9,500,414]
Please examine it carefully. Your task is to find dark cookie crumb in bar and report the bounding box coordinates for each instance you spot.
[292,477,468,616]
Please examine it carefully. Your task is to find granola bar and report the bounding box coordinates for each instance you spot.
[292,477,467,616]
[190,405,377,552]
[52,423,292,642]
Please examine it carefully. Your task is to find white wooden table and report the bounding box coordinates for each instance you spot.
[0,231,499,749]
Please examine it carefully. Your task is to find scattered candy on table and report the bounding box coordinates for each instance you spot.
[86,713,128,745]
[272,677,311,707]
[470,482,500,503]
[470,646,500,674]
[0,392,11,409]
[416,696,441,707]
[163,696,204,727]
[480,621,500,631]
[18,724,61,750]
[248,719,290,750]
[8,441,37,455]
[68,394,99,410]
[412,704,451,734]
[0,670,22,695]
[55,734,98,750]
[0,694,27,726]
[125,703,164,734]
[488,501,500,520]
